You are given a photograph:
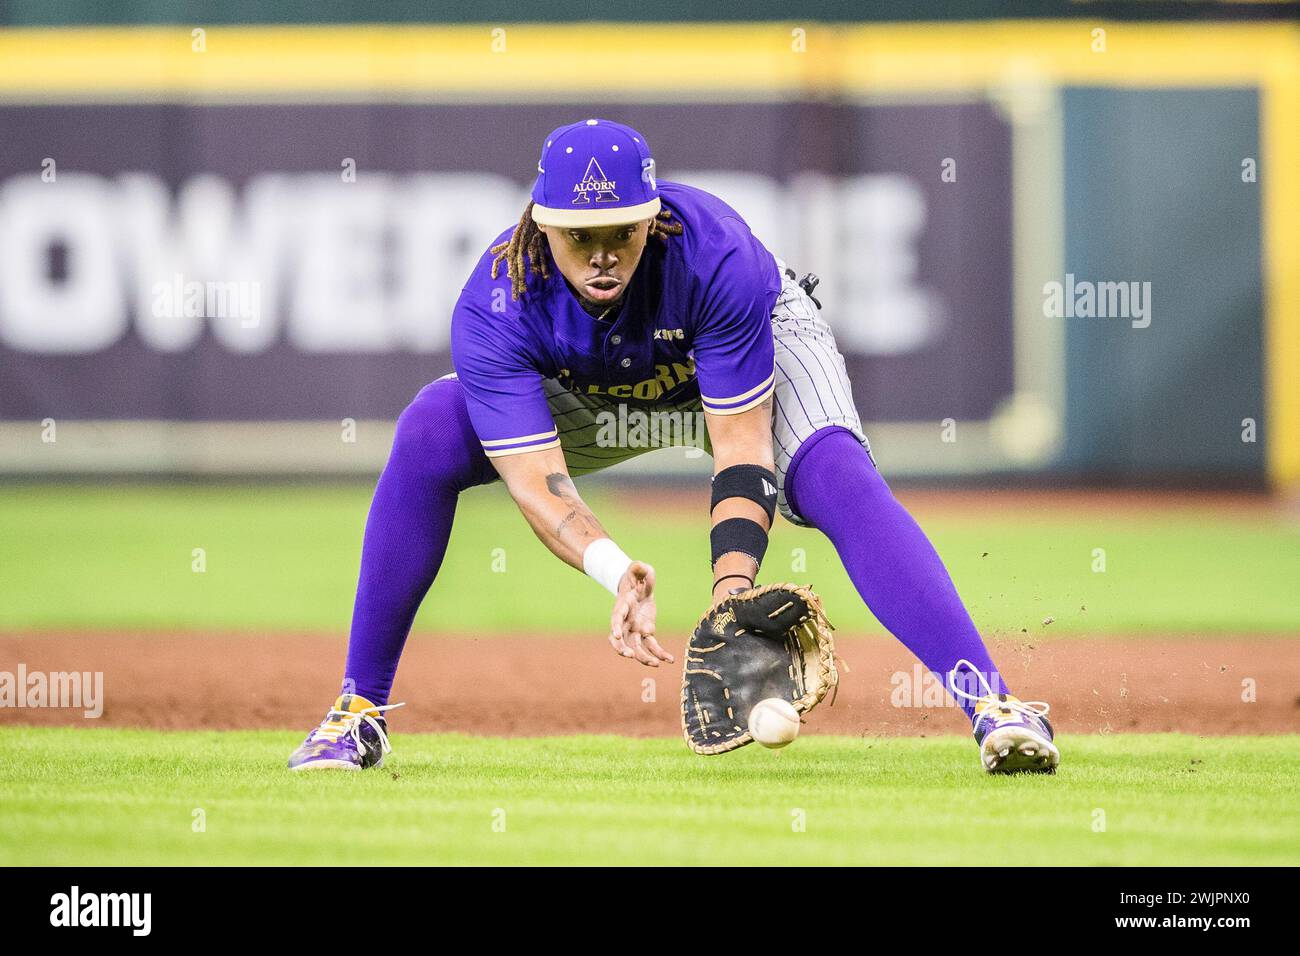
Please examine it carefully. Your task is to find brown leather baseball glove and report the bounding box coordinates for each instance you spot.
[680,583,837,755]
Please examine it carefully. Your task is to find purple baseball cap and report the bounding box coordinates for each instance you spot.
[530,118,659,228]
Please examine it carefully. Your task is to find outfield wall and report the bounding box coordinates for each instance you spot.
[0,21,1294,484]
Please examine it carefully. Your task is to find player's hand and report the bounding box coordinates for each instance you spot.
[609,561,672,667]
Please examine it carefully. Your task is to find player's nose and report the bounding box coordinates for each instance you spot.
[589,245,617,269]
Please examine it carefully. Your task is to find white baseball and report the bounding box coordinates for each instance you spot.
[748,698,801,749]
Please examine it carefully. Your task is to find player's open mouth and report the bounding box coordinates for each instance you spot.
[584,277,622,301]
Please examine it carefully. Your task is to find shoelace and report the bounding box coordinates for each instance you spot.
[946,658,1050,722]
[310,702,406,756]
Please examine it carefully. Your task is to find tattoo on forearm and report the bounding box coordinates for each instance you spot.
[547,473,604,543]
[556,509,580,538]
[554,506,603,542]
[546,472,575,498]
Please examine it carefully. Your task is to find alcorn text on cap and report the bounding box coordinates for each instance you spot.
[530,118,660,228]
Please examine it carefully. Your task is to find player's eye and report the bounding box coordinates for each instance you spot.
[569,231,589,243]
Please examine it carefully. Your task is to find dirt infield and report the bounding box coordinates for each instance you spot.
[2,632,1296,736]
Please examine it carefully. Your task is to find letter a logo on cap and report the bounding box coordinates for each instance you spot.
[531,119,661,227]
[572,158,620,206]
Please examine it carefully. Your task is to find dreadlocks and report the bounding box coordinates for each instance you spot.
[489,201,685,301]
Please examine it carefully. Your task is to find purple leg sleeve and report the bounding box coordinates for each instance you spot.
[784,427,1007,720]
[343,378,496,705]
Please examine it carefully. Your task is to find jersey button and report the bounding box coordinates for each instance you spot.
[610,335,622,345]
[620,357,632,368]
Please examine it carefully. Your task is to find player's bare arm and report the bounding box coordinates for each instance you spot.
[705,398,776,605]
[489,444,602,563]
[490,443,672,668]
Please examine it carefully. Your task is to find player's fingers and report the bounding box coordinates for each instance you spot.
[623,628,649,664]
[643,633,675,664]
[632,606,655,638]
[627,631,658,667]
[632,602,667,660]
[611,592,633,631]
[609,600,634,657]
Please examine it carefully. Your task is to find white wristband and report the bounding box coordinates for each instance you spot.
[583,538,633,596]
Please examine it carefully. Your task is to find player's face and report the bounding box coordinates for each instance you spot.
[541,220,650,309]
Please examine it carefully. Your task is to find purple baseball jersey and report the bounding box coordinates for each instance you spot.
[450,181,782,458]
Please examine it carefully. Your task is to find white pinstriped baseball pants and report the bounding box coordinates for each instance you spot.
[540,265,872,526]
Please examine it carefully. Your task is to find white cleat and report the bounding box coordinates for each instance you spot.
[980,724,1060,774]
[948,659,1061,775]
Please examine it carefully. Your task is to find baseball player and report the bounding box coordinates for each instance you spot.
[288,119,1059,775]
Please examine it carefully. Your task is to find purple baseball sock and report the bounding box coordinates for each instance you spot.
[343,378,495,706]
[785,427,1007,720]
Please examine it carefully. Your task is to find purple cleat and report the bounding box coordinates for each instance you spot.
[948,659,1060,774]
[287,694,404,772]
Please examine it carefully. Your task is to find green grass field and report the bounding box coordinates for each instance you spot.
[3,729,1297,866]
[3,483,1297,867]
[2,483,1298,635]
